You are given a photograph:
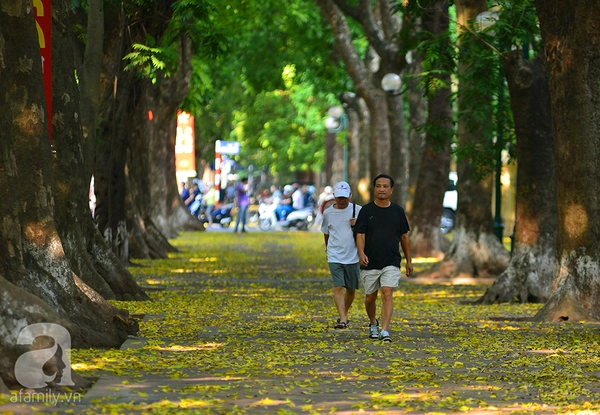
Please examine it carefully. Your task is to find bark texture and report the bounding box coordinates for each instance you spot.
[476,51,556,304]
[95,2,201,261]
[422,0,509,278]
[0,2,137,389]
[51,0,148,300]
[533,1,600,322]
[317,0,409,204]
[409,0,453,259]
[341,93,370,205]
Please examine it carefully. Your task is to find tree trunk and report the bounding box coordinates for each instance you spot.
[145,37,201,239]
[533,1,600,322]
[388,93,409,206]
[405,54,427,213]
[477,50,556,304]
[341,93,371,205]
[317,0,407,200]
[51,0,148,300]
[422,0,509,278]
[409,0,453,259]
[0,3,137,388]
[94,11,133,264]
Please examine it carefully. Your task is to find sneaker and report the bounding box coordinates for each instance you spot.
[369,324,380,339]
[379,330,392,342]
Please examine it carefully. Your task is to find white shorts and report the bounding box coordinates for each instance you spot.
[360,266,401,295]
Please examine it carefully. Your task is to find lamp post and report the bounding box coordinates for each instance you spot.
[476,10,504,242]
[325,106,348,182]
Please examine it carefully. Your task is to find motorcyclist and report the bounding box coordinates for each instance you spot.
[275,185,294,220]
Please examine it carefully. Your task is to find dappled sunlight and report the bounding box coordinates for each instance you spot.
[564,204,588,238]
[55,232,600,413]
[154,343,224,352]
[189,257,218,262]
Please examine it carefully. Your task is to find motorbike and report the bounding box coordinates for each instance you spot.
[198,204,234,228]
[258,202,315,231]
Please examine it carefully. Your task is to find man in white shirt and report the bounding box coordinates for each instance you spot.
[321,181,361,329]
[292,184,306,210]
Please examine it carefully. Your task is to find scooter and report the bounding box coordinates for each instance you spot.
[258,202,314,231]
[198,204,234,228]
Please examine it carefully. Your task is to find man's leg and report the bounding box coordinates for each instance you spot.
[240,205,247,230]
[380,286,394,331]
[364,291,378,325]
[344,289,355,316]
[333,286,347,323]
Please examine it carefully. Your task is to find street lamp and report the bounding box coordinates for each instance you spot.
[381,73,407,96]
[325,105,349,182]
[476,10,504,242]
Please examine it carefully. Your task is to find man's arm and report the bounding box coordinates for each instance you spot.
[323,234,329,247]
[356,233,368,267]
[400,233,413,277]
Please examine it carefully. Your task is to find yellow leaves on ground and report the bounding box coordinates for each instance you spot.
[59,231,600,414]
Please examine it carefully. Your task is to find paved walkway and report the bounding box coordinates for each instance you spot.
[2,231,599,414]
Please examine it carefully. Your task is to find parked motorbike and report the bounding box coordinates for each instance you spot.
[258,202,314,231]
[198,204,233,228]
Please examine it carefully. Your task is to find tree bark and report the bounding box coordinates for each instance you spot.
[476,50,556,304]
[51,0,148,300]
[405,53,427,213]
[317,0,408,203]
[341,93,371,205]
[533,1,600,322]
[0,2,137,388]
[422,0,509,279]
[409,0,453,259]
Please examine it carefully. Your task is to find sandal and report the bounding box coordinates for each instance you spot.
[334,321,348,329]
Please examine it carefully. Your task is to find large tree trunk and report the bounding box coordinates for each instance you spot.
[145,37,202,239]
[423,0,509,278]
[94,9,133,264]
[96,3,200,261]
[405,54,427,214]
[409,0,453,259]
[0,3,137,388]
[533,1,600,322]
[52,0,148,300]
[341,93,371,205]
[317,0,408,202]
[477,50,556,304]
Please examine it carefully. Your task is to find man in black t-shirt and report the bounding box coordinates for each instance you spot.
[355,174,413,342]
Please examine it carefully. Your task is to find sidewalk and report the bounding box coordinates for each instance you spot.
[2,231,599,414]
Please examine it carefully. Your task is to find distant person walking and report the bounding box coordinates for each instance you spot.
[203,183,216,227]
[321,181,361,329]
[234,177,250,233]
[354,174,413,342]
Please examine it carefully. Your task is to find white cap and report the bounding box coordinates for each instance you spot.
[333,181,351,198]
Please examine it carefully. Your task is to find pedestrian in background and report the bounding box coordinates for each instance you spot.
[354,174,413,342]
[203,182,216,227]
[321,181,361,329]
[234,177,250,233]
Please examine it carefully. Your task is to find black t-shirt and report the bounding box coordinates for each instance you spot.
[354,202,410,270]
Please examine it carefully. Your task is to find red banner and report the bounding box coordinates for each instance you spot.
[34,0,52,141]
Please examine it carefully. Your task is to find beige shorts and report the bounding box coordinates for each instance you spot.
[360,266,401,295]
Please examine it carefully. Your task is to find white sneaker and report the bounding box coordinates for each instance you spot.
[379,330,392,342]
[369,324,379,339]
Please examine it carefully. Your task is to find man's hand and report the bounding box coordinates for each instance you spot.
[359,253,369,267]
[405,261,414,278]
